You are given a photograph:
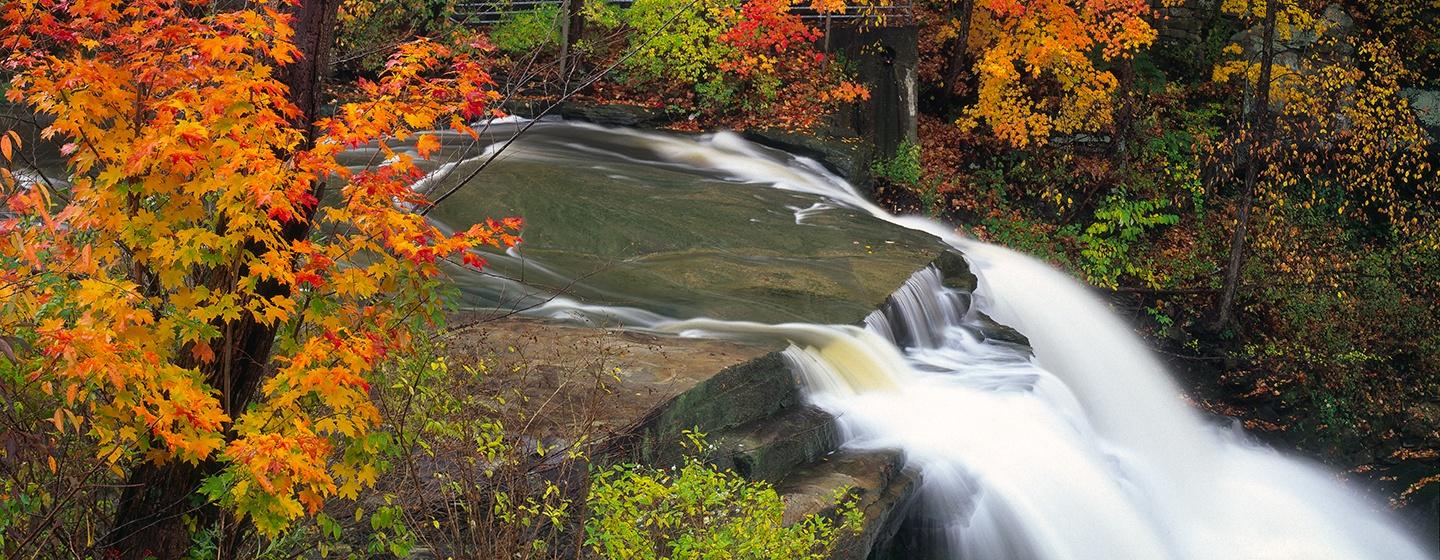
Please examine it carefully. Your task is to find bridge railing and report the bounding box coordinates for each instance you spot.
[452,0,913,26]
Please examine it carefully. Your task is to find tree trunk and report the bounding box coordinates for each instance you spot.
[104,2,340,559]
[940,0,975,112]
[560,0,585,81]
[1214,0,1277,329]
[1114,56,1136,155]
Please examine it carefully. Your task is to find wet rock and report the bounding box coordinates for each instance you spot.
[776,450,921,560]
[404,547,438,560]
[433,158,947,325]
[712,405,839,483]
[502,99,674,128]
[932,250,978,293]
[1402,402,1440,441]
[1402,89,1440,133]
[743,128,877,188]
[973,311,1032,348]
[440,317,786,465]
[628,352,804,467]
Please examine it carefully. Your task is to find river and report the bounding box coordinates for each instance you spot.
[417,119,1432,559]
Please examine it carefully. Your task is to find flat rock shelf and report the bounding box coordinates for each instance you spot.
[437,313,924,559]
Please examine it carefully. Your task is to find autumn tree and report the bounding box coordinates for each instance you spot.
[0,1,518,558]
[1345,0,1440,88]
[926,0,1163,147]
[617,0,866,127]
[1212,0,1280,327]
[717,0,870,128]
[1209,0,1435,325]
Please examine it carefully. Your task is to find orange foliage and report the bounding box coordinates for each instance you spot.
[949,0,1158,146]
[718,0,869,129]
[0,0,517,534]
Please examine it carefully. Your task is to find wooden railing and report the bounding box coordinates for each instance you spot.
[452,0,913,26]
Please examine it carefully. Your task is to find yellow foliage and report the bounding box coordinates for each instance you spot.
[955,0,1158,146]
[1210,1,1436,251]
[0,0,519,535]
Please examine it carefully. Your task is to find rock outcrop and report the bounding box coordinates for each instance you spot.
[435,249,1015,559]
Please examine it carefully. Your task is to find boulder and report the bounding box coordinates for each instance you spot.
[1402,88,1440,133]
[743,127,878,189]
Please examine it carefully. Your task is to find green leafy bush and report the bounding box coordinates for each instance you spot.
[584,433,862,560]
[491,6,564,55]
[621,0,738,87]
[335,0,458,76]
[1076,192,1179,289]
[872,140,923,187]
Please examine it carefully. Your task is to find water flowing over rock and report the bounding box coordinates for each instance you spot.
[419,120,1431,558]
[417,120,945,325]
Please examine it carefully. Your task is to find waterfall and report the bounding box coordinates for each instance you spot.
[640,128,1430,559]
[782,265,1430,559]
[446,122,1432,558]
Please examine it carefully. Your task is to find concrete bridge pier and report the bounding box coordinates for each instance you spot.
[830,24,920,158]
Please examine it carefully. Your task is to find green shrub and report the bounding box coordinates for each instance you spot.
[1076,191,1178,289]
[491,6,564,54]
[335,0,458,76]
[584,433,862,560]
[621,0,738,87]
[582,0,625,29]
[872,140,923,187]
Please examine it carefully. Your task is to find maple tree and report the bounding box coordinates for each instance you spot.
[618,0,867,127]
[0,0,518,557]
[921,0,1164,147]
[716,0,870,128]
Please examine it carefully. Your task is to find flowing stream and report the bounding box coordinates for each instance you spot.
[422,120,1429,558]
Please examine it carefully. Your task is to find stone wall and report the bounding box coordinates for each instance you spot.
[1151,0,1219,44]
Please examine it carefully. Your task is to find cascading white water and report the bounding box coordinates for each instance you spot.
[786,266,1430,559]
[455,122,1433,558]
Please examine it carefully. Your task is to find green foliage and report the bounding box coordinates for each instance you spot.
[584,432,862,560]
[582,0,626,29]
[621,0,737,87]
[872,140,923,187]
[1145,305,1175,330]
[0,479,41,554]
[183,519,313,560]
[491,6,563,55]
[874,141,951,215]
[1076,192,1179,289]
[1142,105,1216,215]
[695,78,741,111]
[1245,215,1440,451]
[605,0,863,125]
[1129,52,1170,94]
